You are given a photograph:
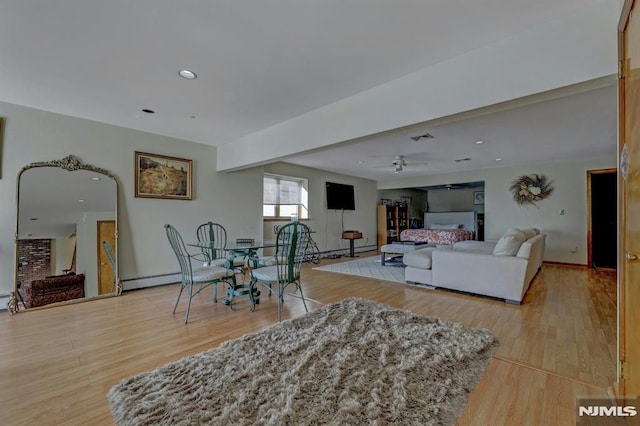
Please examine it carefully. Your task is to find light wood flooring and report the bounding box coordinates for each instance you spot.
[0,254,616,425]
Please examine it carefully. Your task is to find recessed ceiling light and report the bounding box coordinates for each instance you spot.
[358,161,365,164]
[475,140,485,145]
[179,69,197,80]
[91,176,101,181]
[495,158,503,161]
[142,109,155,114]
[77,199,85,203]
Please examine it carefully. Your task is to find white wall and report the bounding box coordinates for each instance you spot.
[0,101,264,296]
[218,1,619,170]
[263,162,378,253]
[378,156,616,265]
[52,236,76,276]
[428,188,485,214]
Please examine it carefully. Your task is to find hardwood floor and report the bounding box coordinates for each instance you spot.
[0,254,616,425]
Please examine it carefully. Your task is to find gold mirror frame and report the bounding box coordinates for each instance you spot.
[7,155,121,314]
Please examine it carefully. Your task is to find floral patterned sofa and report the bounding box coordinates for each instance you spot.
[22,273,85,308]
[400,228,474,245]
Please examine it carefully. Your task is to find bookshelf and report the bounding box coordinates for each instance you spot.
[377,204,409,248]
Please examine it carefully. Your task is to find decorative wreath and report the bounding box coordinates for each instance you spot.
[509,174,554,206]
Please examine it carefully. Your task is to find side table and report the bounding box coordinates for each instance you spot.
[341,231,363,257]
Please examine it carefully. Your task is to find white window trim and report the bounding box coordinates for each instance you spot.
[263,173,309,219]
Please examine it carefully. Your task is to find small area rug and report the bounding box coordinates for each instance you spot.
[107,298,498,425]
[313,256,406,283]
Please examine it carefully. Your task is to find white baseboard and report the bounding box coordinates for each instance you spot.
[0,276,180,311]
[122,273,181,291]
[321,244,377,258]
[2,248,380,306]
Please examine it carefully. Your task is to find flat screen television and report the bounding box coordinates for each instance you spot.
[326,182,355,210]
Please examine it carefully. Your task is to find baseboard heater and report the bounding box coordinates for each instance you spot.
[121,273,182,291]
[318,244,377,259]
[2,246,380,304]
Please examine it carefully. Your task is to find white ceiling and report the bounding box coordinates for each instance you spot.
[1,0,607,158]
[284,82,618,181]
[0,0,616,180]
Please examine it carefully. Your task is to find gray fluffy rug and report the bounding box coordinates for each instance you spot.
[107,298,498,425]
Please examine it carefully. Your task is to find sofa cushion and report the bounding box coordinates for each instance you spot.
[403,247,438,269]
[453,240,496,254]
[493,230,526,256]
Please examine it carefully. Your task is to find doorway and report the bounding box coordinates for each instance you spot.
[587,169,617,270]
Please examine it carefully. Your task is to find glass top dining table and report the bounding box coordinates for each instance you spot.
[188,239,277,273]
[188,240,276,252]
[186,240,276,307]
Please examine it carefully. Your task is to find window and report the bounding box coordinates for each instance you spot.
[263,174,308,219]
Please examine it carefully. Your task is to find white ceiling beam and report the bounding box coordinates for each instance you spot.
[217,0,620,172]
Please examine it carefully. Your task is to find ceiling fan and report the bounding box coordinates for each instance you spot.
[443,183,469,190]
[376,155,428,174]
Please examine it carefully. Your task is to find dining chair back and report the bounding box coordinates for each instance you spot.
[165,224,236,323]
[102,240,117,293]
[102,240,116,270]
[196,222,228,264]
[250,222,311,321]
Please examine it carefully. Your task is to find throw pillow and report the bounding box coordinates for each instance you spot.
[520,228,538,239]
[493,230,526,256]
[503,227,522,236]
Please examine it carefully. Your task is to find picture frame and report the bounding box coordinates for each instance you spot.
[135,151,192,200]
[473,191,485,205]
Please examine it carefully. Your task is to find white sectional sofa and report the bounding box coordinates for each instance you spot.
[403,229,546,304]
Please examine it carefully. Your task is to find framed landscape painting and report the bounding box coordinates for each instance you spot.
[135,151,192,200]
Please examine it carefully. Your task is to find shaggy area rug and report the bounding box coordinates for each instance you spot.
[107,298,498,425]
[313,256,406,283]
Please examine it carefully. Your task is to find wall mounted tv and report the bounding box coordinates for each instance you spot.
[326,182,355,210]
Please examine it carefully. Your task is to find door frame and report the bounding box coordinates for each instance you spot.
[618,0,635,397]
[586,168,617,269]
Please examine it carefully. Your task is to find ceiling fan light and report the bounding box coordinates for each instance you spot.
[410,133,434,142]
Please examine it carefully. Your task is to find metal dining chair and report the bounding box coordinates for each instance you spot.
[196,222,247,274]
[102,240,117,293]
[165,224,236,323]
[249,222,310,321]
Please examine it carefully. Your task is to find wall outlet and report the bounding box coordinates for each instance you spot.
[570,246,578,253]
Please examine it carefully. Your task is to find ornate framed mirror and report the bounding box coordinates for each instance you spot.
[7,155,120,313]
